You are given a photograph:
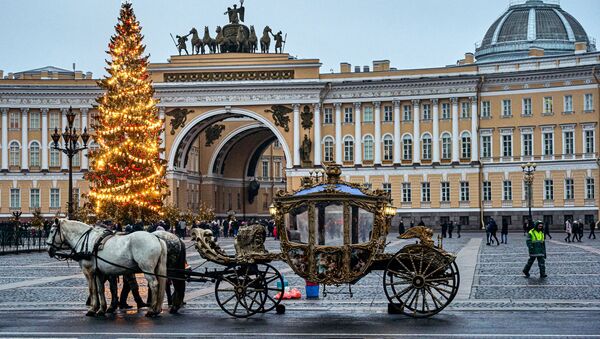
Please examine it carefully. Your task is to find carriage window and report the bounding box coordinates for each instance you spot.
[286,205,309,243]
[351,206,374,244]
[315,202,344,246]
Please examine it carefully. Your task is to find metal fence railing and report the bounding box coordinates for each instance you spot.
[0,223,48,255]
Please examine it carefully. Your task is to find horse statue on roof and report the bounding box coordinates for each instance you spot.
[260,25,272,53]
[190,27,204,55]
[203,26,217,54]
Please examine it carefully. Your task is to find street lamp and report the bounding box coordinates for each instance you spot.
[521,162,537,229]
[51,106,90,219]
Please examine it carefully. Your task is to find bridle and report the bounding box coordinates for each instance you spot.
[47,219,68,257]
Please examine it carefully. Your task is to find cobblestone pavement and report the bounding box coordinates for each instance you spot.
[1,231,599,315]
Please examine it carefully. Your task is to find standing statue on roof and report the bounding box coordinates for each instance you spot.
[224,0,245,24]
[270,30,285,54]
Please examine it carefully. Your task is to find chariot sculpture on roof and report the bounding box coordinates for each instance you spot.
[171,0,285,54]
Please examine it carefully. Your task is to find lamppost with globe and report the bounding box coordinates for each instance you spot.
[521,162,537,228]
[51,107,90,219]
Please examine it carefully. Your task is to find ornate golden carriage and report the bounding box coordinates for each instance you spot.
[191,164,459,318]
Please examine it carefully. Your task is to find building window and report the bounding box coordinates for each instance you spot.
[543,97,553,114]
[30,141,40,167]
[461,132,471,159]
[502,134,513,157]
[50,148,60,167]
[363,106,373,123]
[323,108,333,124]
[9,112,19,129]
[383,105,392,122]
[522,133,533,156]
[323,137,334,162]
[10,188,20,209]
[403,105,412,121]
[382,183,392,194]
[383,135,393,161]
[585,130,595,154]
[584,94,594,111]
[481,135,491,158]
[363,183,372,190]
[421,182,430,202]
[363,135,374,161]
[49,112,60,130]
[262,160,269,178]
[30,111,40,129]
[422,104,431,120]
[503,180,512,201]
[563,131,574,155]
[522,98,532,116]
[502,99,512,117]
[30,188,40,208]
[73,188,80,208]
[73,143,81,167]
[483,181,492,201]
[344,107,353,123]
[460,182,470,201]
[402,183,412,202]
[441,133,451,159]
[481,101,491,118]
[50,188,60,209]
[564,95,573,113]
[544,179,554,200]
[275,161,282,178]
[461,101,470,118]
[273,139,280,148]
[543,132,554,156]
[565,178,574,200]
[441,182,450,202]
[402,135,412,160]
[343,136,354,162]
[422,135,432,160]
[586,178,595,199]
[441,103,450,119]
[9,141,20,167]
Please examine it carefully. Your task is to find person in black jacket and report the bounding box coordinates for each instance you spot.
[589,219,596,240]
[448,222,454,238]
[441,221,448,238]
[501,219,509,244]
[544,222,552,239]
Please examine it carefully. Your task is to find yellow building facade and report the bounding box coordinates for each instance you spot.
[0,0,598,228]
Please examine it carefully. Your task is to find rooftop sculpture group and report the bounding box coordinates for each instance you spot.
[171,0,286,55]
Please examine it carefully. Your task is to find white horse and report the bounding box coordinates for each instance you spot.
[47,218,167,317]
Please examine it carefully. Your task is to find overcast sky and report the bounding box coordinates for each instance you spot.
[1,0,598,77]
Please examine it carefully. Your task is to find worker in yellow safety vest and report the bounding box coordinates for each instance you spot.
[523,220,547,278]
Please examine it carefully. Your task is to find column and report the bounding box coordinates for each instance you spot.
[313,103,321,166]
[21,108,28,171]
[292,104,301,167]
[432,99,440,164]
[393,100,401,164]
[80,108,89,170]
[41,108,49,171]
[158,107,166,160]
[373,101,382,165]
[451,98,460,163]
[354,102,362,166]
[412,99,421,164]
[1,108,8,171]
[334,103,342,164]
[470,97,479,163]
[61,108,68,171]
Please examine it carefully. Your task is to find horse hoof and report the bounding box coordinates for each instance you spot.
[96,311,105,317]
[169,307,179,314]
[85,311,96,317]
[106,307,115,314]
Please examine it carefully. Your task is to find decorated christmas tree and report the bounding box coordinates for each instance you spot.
[86,2,167,223]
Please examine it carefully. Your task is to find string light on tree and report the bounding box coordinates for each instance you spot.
[86,2,167,221]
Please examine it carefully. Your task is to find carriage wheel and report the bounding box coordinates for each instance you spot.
[383,245,460,318]
[252,264,284,313]
[214,265,265,318]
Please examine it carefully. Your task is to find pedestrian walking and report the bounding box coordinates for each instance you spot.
[578,219,584,242]
[564,219,572,242]
[441,221,448,238]
[448,221,454,239]
[544,221,552,239]
[398,219,405,236]
[501,219,508,244]
[178,219,187,239]
[522,220,529,236]
[523,220,547,279]
[487,217,499,245]
[456,221,461,238]
[590,219,597,240]
[572,219,580,242]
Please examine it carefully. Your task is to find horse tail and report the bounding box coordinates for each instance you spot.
[171,239,186,312]
[154,239,168,312]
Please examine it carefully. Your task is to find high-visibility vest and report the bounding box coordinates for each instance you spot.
[529,229,544,242]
